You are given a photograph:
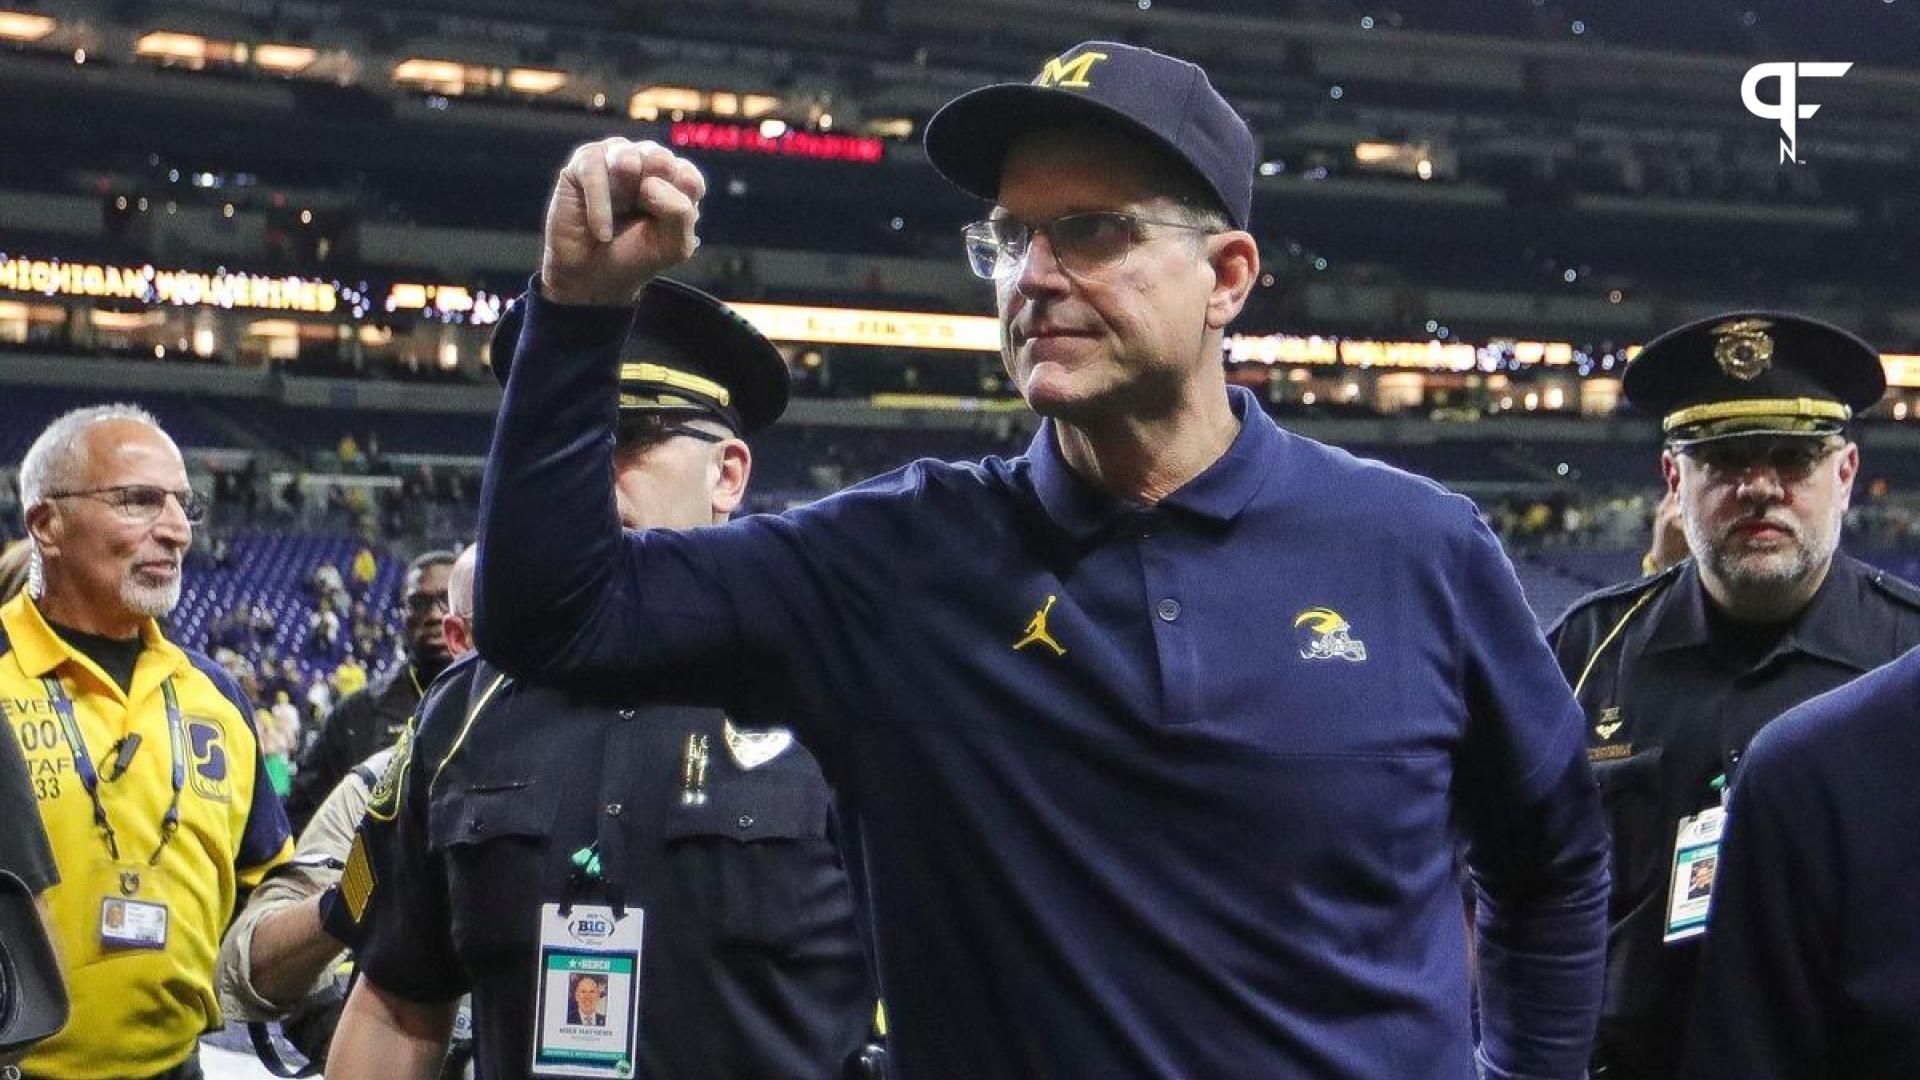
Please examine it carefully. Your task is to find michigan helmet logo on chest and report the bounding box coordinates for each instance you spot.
[1293,608,1368,663]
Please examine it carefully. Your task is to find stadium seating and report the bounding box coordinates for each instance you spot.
[172,532,406,682]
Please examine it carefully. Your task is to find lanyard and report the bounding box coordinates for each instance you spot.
[42,674,186,866]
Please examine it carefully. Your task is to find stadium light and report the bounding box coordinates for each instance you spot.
[737,93,781,118]
[1354,141,1401,164]
[135,31,211,68]
[0,10,56,41]
[393,58,472,94]
[506,67,566,95]
[254,43,316,73]
[630,86,705,121]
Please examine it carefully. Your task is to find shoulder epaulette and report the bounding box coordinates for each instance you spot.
[1865,564,1920,612]
[1558,563,1685,698]
[1550,559,1684,633]
[1583,558,1686,606]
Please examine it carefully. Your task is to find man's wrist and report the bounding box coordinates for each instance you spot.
[316,883,357,947]
[537,269,643,309]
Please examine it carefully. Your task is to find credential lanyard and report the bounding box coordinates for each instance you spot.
[42,674,186,865]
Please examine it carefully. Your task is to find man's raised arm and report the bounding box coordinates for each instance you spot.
[474,138,708,680]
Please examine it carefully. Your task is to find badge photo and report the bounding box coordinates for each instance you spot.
[532,904,644,1078]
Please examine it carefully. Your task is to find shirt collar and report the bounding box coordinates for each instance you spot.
[1026,385,1276,540]
[1,591,186,686]
[1643,555,1880,669]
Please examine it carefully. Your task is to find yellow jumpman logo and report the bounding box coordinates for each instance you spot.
[1013,594,1067,656]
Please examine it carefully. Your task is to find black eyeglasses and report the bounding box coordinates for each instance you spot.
[1681,439,1842,483]
[616,414,729,449]
[45,485,207,525]
[404,591,450,616]
[962,210,1218,280]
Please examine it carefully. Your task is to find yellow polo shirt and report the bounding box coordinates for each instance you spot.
[0,593,293,1079]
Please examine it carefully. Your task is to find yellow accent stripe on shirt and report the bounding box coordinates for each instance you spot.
[340,834,375,922]
[1572,588,1663,699]
[430,672,510,798]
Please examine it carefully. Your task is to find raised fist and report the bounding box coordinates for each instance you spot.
[540,138,708,307]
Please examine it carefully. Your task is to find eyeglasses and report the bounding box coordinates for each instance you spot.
[962,210,1218,280]
[1681,439,1842,484]
[45,485,207,525]
[616,414,729,449]
[404,591,450,616]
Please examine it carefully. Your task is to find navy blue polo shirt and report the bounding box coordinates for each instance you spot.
[477,289,1609,1080]
[1682,649,1920,1080]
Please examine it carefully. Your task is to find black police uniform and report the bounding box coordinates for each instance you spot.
[1550,555,1920,1076]
[1547,311,1920,1079]
[344,653,873,1079]
[336,276,875,1079]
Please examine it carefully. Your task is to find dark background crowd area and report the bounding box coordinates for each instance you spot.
[3,0,1920,808]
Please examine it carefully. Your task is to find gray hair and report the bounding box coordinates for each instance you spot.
[17,403,171,597]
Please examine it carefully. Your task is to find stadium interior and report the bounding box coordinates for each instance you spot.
[4,0,1920,702]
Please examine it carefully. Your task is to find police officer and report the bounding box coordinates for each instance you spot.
[325,278,875,1080]
[1548,311,1920,1080]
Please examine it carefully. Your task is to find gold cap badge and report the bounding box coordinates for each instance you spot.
[1711,318,1775,381]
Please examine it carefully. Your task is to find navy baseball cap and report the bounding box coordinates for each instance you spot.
[1623,311,1885,447]
[492,277,790,436]
[923,41,1256,229]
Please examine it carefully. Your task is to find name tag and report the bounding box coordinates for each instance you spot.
[532,903,643,1077]
[1663,806,1726,944]
[100,896,169,949]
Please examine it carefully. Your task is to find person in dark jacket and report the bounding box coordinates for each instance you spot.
[284,550,453,831]
[1680,649,1920,1080]
[1548,311,1920,1080]
[467,40,1609,1080]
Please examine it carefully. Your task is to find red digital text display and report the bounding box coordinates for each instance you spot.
[670,122,885,164]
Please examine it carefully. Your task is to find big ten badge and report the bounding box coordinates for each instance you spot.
[1663,806,1726,944]
[533,904,644,1077]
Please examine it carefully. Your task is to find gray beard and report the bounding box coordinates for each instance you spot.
[1685,512,1837,607]
[121,576,182,620]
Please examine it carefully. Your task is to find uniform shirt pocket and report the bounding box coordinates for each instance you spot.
[430,779,565,852]
[660,774,839,955]
[1593,747,1666,918]
[428,779,568,970]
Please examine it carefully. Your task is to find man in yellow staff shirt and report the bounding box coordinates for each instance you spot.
[3,404,293,1080]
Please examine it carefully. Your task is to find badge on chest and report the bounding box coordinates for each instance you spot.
[1587,706,1636,762]
[91,858,168,950]
[532,903,643,1076]
[1664,806,1726,944]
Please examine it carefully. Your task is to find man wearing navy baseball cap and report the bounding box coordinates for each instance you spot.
[1549,311,1920,1080]
[475,40,1608,1080]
